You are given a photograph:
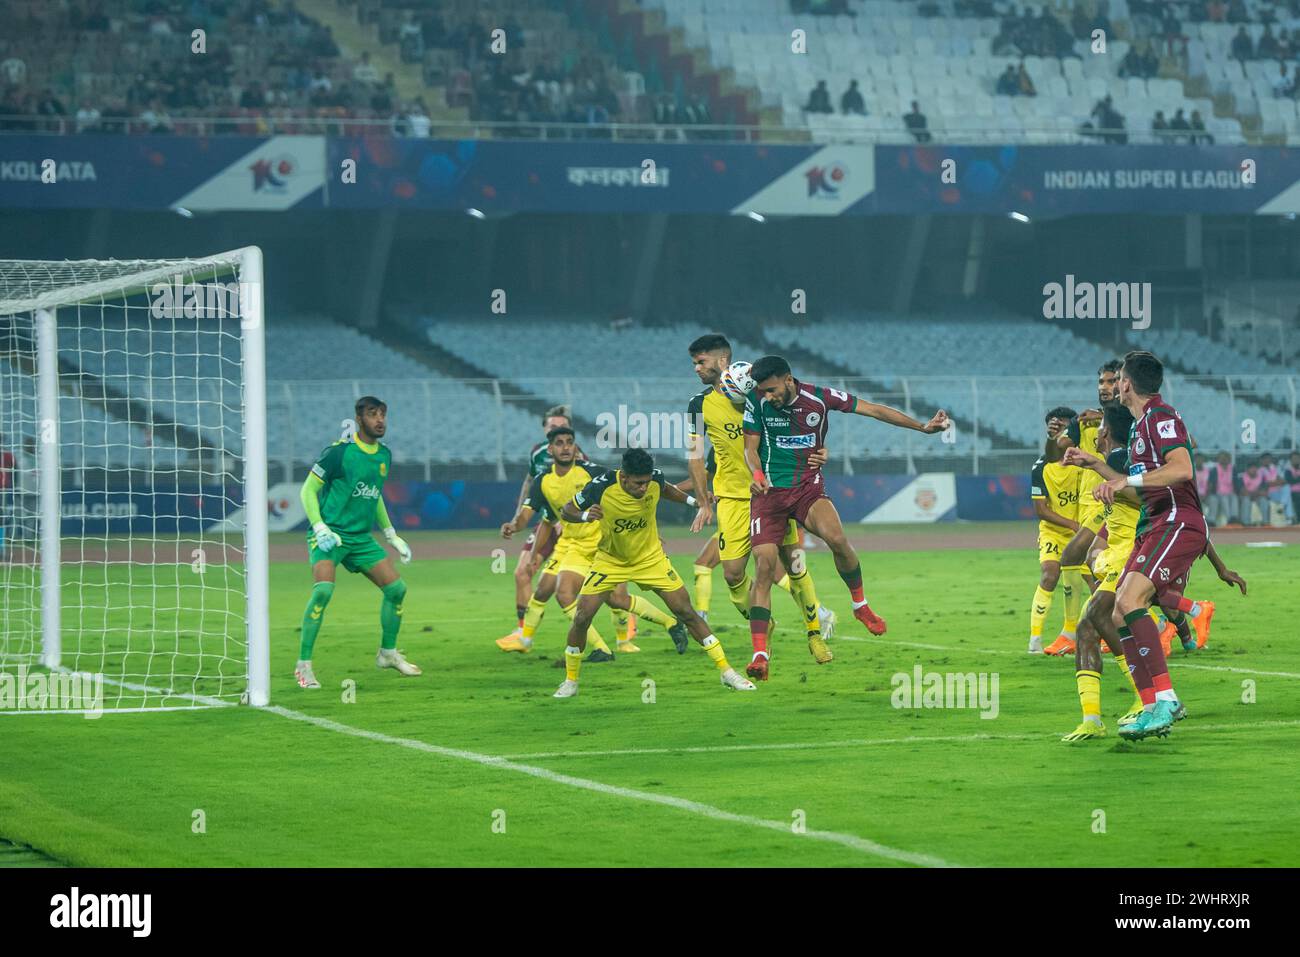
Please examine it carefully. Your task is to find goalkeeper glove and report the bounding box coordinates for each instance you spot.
[384,526,412,564]
[312,522,342,553]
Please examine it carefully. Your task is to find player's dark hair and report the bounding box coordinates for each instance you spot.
[355,395,387,417]
[751,355,792,383]
[546,426,575,443]
[543,404,571,424]
[1103,404,1134,446]
[688,334,731,356]
[1097,358,1123,376]
[622,447,655,475]
[1121,351,1163,395]
[1044,406,1076,425]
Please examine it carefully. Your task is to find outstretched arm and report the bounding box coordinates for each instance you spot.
[1205,540,1247,595]
[853,398,949,434]
[1095,446,1194,505]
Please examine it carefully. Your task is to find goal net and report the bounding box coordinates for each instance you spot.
[0,249,269,713]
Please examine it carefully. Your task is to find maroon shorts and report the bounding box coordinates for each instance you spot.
[1121,523,1207,593]
[521,524,560,560]
[750,477,828,548]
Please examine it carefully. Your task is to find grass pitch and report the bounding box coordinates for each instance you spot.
[1,526,1297,867]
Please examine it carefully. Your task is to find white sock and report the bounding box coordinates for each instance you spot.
[851,598,868,610]
[1155,688,1179,703]
[1084,714,1102,726]
[1188,602,1202,617]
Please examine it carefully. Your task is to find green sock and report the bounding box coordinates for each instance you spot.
[299,581,335,660]
[380,579,407,650]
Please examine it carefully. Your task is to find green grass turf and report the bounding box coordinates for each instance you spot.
[1,529,1298,867]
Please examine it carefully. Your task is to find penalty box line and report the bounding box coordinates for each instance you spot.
[838,635,1300,680]
[499,718,1300,761]
[263,704,957,868]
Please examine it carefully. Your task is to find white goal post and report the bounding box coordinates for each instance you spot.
[0,247,269,712]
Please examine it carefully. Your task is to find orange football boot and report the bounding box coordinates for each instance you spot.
[1044,634,1076,656]
[1193,601,1215,649]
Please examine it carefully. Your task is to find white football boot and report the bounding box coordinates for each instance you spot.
[721,668,757,691]
[553,679,580,698]
[377,648,422,676]
[294,660,321,689]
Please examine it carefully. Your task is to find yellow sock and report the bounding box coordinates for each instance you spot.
[1030,585,1054,639]
[693,564,713,615]
[564,645,582,682]
[700,635,729,672]
[629,594,675,630]
[727,572,752,619]
[775,573,792,593]
[1076,669,1102,722]
[522,596,547,641]
[787,569,821,637]
[610,606,630,642]
[562,600,609,653]
[1061,566,1086,636]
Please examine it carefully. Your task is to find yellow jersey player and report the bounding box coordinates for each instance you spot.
[498,428,687,658]
[1046,359,1123,656]
[1028,406,1081,654]
[686,334,837,665]
[553,447,755,698]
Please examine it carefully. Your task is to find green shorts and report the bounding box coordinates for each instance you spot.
[307,528,387,574]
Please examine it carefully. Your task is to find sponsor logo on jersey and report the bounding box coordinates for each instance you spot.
[613,517,648,533]
[775,434,817,450]
[1157,419,1177,439]
[351,482,382,500]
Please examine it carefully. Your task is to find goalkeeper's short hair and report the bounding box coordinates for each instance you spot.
[356,395,387,417]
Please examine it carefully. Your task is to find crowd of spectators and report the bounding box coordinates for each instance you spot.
[1199,450,1300,526]
[992,5,1081,58]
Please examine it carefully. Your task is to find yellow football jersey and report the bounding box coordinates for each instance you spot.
[1030,457,1080,532]
[1100,447,1139,549]
[524,461,607,547]
[1074,418,1105,500]
[687,387,750,500]
[572,468,668,565]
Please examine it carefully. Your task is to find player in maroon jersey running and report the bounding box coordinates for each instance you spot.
[741,356,949,680]
[1076,351,1241,740]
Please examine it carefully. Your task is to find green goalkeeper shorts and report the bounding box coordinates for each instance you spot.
[307,528,388,574]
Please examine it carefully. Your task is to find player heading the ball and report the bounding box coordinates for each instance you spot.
[741,356,949,681]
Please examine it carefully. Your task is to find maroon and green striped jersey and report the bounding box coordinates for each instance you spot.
[742,380,858,488]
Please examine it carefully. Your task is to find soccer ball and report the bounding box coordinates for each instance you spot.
[719,361,754,403]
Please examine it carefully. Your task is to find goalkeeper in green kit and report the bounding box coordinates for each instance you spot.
[294,396,420,689]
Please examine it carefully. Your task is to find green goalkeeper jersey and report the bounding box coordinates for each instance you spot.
[309,437,392,535]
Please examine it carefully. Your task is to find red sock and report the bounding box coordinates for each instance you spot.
[839,563,865,604]
[1125,608,1170,690]
[1176,595,1195,613]
[749,607,770,656]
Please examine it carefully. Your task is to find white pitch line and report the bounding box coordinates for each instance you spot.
[264,704,956,868]
[837,635,1300,679]
[499,719,1300,761]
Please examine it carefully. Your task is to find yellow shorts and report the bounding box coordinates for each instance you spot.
[1094,539,1135,594]
[1079,501,1107,534]
[716,497,799,561]
[581,550,683,595]
[1038,530,1071,564]
[543,536,599,578]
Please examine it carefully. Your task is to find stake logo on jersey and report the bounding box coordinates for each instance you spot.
[1128,395,1205,538]
[1030,456,1080,532]
[687,387,755,500]
[742,381,857,488]
[524,460,609,547]
[309,438,392,535]
[572,468,666,565]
